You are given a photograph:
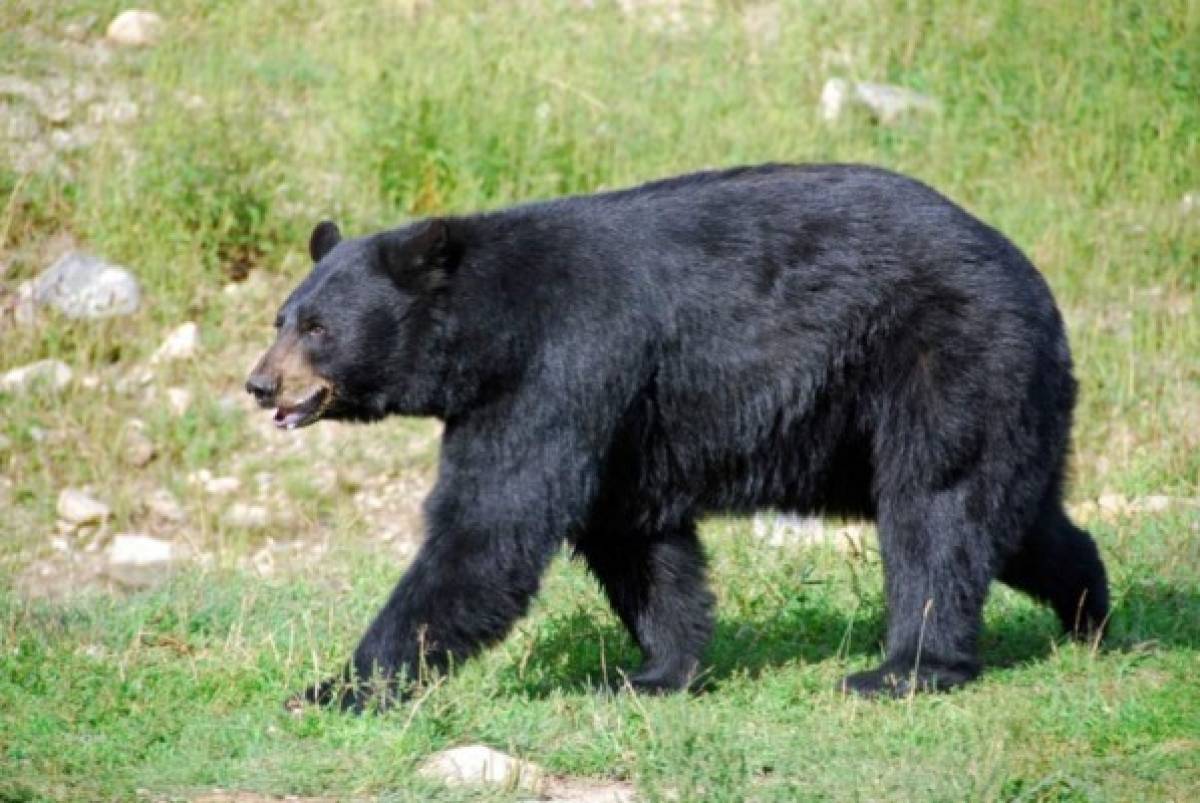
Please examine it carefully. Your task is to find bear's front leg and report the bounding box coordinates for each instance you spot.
[293,507,563,712]
[292,415,596,712]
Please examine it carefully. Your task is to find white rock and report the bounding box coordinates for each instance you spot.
[145,488,185,522]
[152,322,198,363]
[56,488,110,526]
[12,281,39,327]
[105,10,164,47]
[819,77,852,122]
[854,81,940,123]
[1180,192,1199,216]
[224,503,269,529]
[1140,495,1171,513]
[166,386,192,416]
[821,78,940,124]
[753,513,825,547]
[87,99,140,126]
[418,745,545,792]
[1098,492,1127,516]
[121,419,156,467]
[33,252,141,319]
[1,359,72,392]
[108,533,174,566]
[203,475,241,496]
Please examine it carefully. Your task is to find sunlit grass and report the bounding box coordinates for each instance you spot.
[1,0,1197,799]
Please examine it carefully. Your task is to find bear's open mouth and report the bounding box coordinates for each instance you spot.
[273,386,331,430]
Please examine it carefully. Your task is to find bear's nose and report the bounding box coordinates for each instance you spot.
[245,373,279,405]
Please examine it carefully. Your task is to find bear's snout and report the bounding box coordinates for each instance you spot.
[245,371,279,406]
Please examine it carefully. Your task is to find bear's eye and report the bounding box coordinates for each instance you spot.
[302,322,326,338]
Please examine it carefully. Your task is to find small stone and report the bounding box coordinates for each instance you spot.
[33,252,141,319]
[1181,192,1199,216]
[1098,492,1127,516]
[166,386,192,416]
[12,281,39,327]
[56,488,110,526]
[145,488,185,523]
[203,475,241,495]
[108,533,174,566]
[121,419,156,467]
[418,745,545,792]
[223,503,269,529]
[743,2,782,49]
[819,77,852,123]
[752,513,825,547]
[1141,495,1171,513]
[87,99,140,126]
[105,10,164,47]
[151,322,198,363]
[1,359,72,393]
[49,126,99,153]
[41,97,73,126]
[853,81,940,124]
[63,16,97,41]
[2,104,40,141]
[820,78,940,125]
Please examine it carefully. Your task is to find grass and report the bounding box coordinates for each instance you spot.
[1,0,1198,800]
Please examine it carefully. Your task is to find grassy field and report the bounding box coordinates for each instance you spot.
[2,0,1198,800]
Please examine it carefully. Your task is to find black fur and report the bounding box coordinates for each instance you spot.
[258,164,1108,709]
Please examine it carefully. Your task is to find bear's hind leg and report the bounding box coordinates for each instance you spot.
[1000,504,1109,639]
[576,519,714,693]
[842,491,991,697]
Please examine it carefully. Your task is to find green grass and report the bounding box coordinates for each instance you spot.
[2,0,1198,800]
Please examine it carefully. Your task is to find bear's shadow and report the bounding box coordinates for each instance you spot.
[496,580,1199,698]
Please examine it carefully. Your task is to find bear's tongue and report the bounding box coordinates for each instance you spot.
[273,407,307,430]
[272,386,328,430]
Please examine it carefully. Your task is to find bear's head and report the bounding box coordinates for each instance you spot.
[245,219,460,428]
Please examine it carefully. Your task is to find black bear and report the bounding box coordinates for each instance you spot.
[246,164,1108,709]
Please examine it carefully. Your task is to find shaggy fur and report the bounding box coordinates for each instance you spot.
[247,163,1108,709]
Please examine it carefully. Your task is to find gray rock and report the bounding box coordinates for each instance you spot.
[2,359,72,392]
[821,78,940,124]
[106,10,164,47]
[56,488,110,527]
[34,252,140,319]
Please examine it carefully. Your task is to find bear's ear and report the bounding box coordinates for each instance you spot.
[377,218,459,292]
[308,220,342,263]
